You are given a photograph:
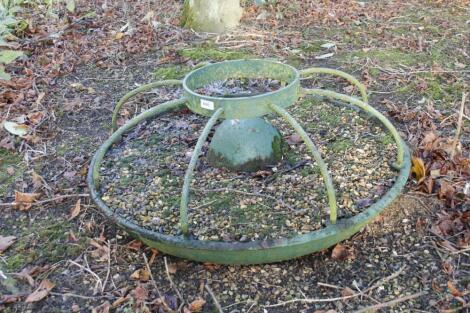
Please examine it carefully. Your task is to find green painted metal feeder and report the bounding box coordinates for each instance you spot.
[88,59,410,264]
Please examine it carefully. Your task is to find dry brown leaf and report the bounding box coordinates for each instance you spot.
[423,176,434,194]
[0,235,16,253]
[343,85,355,93]
[13,265,50,287]
[0,137,15,150]
[167,262,177,274]
[331,244,354,260]
[203,262,220,271]
[115,32,124,40]
[447,281,463,297]
[89,239,110,262]
[68,230,78,242]
[68,199,81,220]
[411,157,426,183]
[31,171,43,189]
[15,191,41,204]
[148,248,159,265]
[126,239,142,251]
[431,279,443,292]
[420,131,437,150]
[25,279,55,303]
[442,261,454,275]
[439,240,458,253]
[14,268,35,287]
[130,268,150,282]
[133,285,148,302]
[438,180,455,201]
[188,297,206,312]
[287,133,302,145]
[0,294,24,305]
[112,296,129,308]
[27,111,45,125]
[340,287,355,297]
[34,92,46,107]
[63,98,83,112]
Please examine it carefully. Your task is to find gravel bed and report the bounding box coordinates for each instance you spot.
[99,98,397,241]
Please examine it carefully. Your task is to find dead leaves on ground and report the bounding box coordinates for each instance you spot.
[0,235,16,253]
[89,237,110,262]
[331,244,355,261]
[25,279,55,303]
[130,268,150,282]
[411,157,426,183]
[14,191,41,210]
[68,199,81,220]
[431,211,470,249]
[13,265,51,287]
[411,131,469,208]
[187,297,206,312]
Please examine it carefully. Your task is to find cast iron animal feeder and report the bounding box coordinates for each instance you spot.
[88,59,410,264]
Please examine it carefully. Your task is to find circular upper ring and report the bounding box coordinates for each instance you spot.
[183,59,300,119]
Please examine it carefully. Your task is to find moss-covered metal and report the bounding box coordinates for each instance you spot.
[88,60,411,264]
[183,59,300,119]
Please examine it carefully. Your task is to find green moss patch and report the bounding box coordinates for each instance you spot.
[3,218,86,272]
[154,65,191,80]
[339,48,421,67]
[179,47,253,62]
[0,148,24,198]
[329,138,354,153]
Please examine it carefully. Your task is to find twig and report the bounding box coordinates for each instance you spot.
[264,266,406,308]
[205,283,224,313]
[68,260,103,293]
[264,160,308,183]
[317,282,342,289]
[453,108,470,122]
[452,247,470,255]
[0,194,89,208]
[142,253,172,312]
[192,199,218,211]
[451,92,467,159]
[351,291,426,313]
[50,292,112,300]
[164,257,185,309]
[101,240,111,293]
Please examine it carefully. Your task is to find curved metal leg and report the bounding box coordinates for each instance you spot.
[180,108,224,236]
[269,103,338,224]
[300,67,368,103]
[111,80,183,131]
[302,88,405,169]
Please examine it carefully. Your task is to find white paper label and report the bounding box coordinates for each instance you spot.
[200,99,214,110]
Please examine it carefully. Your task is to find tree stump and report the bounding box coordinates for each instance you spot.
[182,0,243,33]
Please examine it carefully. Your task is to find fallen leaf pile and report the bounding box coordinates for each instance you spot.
[411,131,469,208]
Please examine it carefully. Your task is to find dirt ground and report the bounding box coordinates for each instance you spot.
[1,1,469,312]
